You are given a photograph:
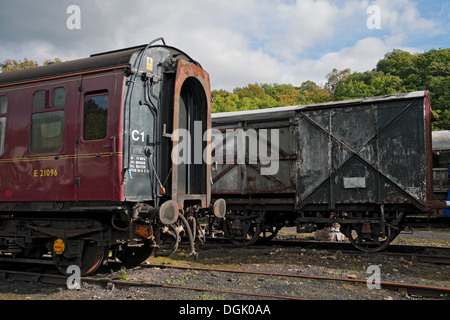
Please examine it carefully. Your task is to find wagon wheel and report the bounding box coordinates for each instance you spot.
[154,224,180,257]
[117,240,154,267]
[223,216,262,246]
[52,240,105,276]
[258,226,281,242]
[343,223,398,253]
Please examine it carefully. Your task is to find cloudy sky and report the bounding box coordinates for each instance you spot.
[0,0,448,90]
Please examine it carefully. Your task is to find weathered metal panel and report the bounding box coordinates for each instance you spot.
[296,94,429,210]
[211,117,297,196]
[297,104,379,207]
[377,99,427,203]
[296,110,331,203]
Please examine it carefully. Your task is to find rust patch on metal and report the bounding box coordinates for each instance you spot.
[361,222,371,234]
[136,225,153,239]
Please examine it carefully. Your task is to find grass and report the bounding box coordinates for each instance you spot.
[118,266,128,280]
[165,274,196,286]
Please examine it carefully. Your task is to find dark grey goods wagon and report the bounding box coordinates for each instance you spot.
[211,91,438,251]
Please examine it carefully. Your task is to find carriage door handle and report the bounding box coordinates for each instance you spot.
[162,123,172,138]
[110,136,116,156]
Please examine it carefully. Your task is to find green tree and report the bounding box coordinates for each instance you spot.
[233,83,266,100]
[376,49,418,81]
[1,58,61,72]
[212,83,304,113]
[325,68,351,94]
[1,58,38,72]
[333,70,405,100]
[211,48,448,130]
[370,73,405,96]
[211,90,238,113]
[375,48,449,129]
[262,83,307,106]
[334,79,374,100]
[300,81,332,103]
[43,58,62,66]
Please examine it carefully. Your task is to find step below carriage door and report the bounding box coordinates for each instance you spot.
[76,75,116,201]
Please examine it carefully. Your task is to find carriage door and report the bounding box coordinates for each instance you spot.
[172,60,211,208]
[76,75,115,200]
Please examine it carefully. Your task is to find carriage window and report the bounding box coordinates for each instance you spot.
[0,117,5,155]
[83,92,108,141]
[0,96,6,155]
[32,90,48,110]
[30,110,64,153]
[53,87,66,107]
[0,96,6,114]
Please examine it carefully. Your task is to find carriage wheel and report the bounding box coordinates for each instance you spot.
[117,240,154,267]
[52,240,105,276]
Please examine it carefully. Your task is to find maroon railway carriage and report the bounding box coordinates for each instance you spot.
[0,39,224,275]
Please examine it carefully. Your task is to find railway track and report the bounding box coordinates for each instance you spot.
[139,263,450,298]
[377,251,450,265]
[0,264,449,299]
[199,238,450,265]
[0,269,307,300]
[1,239,449,269]
[0,231,448,300]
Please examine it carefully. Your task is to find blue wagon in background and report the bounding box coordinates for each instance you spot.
[432,130,450,217]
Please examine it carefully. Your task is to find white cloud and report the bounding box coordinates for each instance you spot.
[372,0,440,35]
[303,37,389,81]
[273,1,341,56]
[0,0,445,91]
